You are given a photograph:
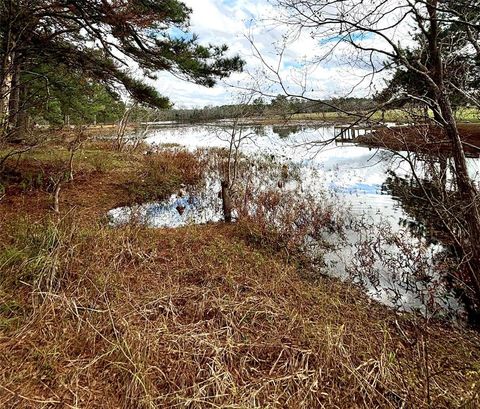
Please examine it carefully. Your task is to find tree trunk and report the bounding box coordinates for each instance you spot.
[8,62,20,129]
[0,49,15,139]
[8,66,28,142]
[438,93,480,306]
[423,0,480,308]
[221,180,233,223]
[15,84,29,140]
[0,5,16,139]
[68,150,75,182]
[438,155,447,196]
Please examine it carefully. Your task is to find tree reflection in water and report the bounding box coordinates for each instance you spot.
[381,153,480,325]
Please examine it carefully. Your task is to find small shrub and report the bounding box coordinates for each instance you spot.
[0,159,65,192]
[0,298,24,330]
[125,148,205,203]
[0,218,77,293]
[236,188,345,268]
[89,154,110,173]
[0,246,28,270]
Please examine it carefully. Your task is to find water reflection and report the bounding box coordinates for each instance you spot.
[109,124,480,318]
[383,161,480,322]
[109,193,224,228]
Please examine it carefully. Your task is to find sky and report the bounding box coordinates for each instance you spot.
[152,0,392,108]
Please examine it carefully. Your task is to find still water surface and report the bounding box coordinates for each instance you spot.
[109,124,480,315]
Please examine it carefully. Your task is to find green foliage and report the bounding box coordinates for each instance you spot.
[376,1,480,112]
[0,165,47,192]
[153,96,377,122]
[0,0,244,115]
[25,64,126,125]
[0,219,62,288]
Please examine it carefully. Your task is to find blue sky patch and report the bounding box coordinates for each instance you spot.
[168,27,194,41]
[222,0,237,7]
[330,182,382,195]
[320,32,374,46]
[284,61,304,69]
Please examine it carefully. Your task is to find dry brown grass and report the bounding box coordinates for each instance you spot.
[124,148,205,203]
[0,142,205,225]
[0,143,480,408]
[356,123,480,156]
[0,214,479,408]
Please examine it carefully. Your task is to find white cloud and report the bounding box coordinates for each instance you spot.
[149,0,401,108]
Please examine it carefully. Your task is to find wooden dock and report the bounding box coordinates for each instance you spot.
[334,124,387,141]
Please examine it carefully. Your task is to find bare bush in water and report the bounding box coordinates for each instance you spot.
[238,187,345,267]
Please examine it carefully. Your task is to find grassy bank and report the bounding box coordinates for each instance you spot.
[355,123,480,156]
[1,141,480,408]
[289,108,480,124]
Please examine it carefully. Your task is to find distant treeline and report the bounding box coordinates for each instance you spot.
[152,96,377,123]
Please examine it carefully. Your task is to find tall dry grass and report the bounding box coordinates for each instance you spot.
[0,214,479,408]
[125,148,206,203]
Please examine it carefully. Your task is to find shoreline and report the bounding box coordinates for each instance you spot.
[356,123,480,156]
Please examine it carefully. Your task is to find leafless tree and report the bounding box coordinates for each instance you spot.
[114,105,134,152]
[249,0,480,308]
[214,93,257,222]
[50,173,63,214]
[67,128,88,182]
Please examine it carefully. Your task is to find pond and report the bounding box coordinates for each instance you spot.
[109,123,480,318]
